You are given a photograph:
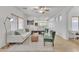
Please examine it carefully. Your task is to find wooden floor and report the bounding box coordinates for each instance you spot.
[1,35,79,52]
[54,35,79,52]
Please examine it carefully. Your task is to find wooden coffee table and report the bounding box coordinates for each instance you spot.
[31,33,39,42]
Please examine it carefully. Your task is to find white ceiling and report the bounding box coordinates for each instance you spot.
[16,6,72,20]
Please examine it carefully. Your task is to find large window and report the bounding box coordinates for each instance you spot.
[11,14,24,31]
[72,16,79,31]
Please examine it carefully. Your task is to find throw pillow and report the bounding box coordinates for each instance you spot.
[25,29,29,32]
[15,31,20,35]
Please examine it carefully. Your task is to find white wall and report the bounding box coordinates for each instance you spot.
[0,7,24,48]
[56,13,68,39]
[48,7,72,40]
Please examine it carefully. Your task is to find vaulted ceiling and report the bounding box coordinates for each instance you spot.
[15,6,72,20]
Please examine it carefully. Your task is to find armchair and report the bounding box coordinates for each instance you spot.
[44,31,56,46]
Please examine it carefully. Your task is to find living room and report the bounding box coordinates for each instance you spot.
[0,6,79,52]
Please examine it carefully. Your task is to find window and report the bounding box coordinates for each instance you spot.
[10,14,24,31]
[38,21,47,26]
[18,17,24,29]
[11,16,18,31]
[72,17,78,31]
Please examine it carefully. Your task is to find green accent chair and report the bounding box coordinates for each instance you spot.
[44,31,56,46]
[45,28,49,33]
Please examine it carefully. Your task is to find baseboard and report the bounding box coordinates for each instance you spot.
[56,35,68,40]
[56,33,68,40]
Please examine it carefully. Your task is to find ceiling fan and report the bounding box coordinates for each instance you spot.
[33,6,50,14]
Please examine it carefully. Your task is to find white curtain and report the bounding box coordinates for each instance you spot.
[18,17,24,29]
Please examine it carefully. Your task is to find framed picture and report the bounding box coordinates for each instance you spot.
[27,20,34,25]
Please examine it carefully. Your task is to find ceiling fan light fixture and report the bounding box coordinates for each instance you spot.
[39,10,43,13]
[33,6,50,14]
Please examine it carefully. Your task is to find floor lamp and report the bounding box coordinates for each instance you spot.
[4,17,13,45]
